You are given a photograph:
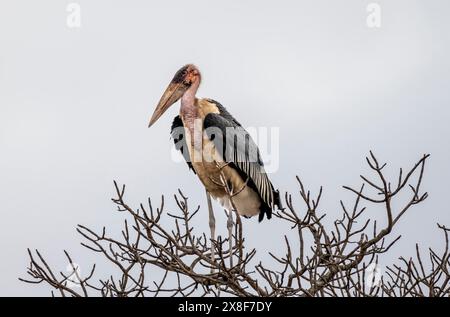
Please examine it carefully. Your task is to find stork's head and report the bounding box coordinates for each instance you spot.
[148,64,201,127]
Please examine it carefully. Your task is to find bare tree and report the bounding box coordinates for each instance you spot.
[20,152,450,297]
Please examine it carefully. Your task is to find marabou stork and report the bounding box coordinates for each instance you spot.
[148,64,281,248]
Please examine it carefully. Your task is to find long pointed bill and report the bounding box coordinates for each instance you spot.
[148,82,183,127]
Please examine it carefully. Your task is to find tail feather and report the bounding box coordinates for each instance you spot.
[258,189,282,222]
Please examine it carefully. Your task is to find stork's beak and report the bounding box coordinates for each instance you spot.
[148,82,184,127]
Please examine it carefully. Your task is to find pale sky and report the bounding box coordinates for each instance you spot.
[0,0,449,296]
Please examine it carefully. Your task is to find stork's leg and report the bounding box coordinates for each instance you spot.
[227,209,234,268]
[206,190,215,273]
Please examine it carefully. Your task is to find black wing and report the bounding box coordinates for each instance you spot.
[171,115,195,174]
[203,100,281,221]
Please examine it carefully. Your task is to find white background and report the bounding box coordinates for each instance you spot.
[0,0,449,296]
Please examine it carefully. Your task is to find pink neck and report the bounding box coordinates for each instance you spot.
[180,78,200,128]
[181,79,200,110]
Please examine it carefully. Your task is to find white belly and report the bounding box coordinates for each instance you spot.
[216,185,261,218]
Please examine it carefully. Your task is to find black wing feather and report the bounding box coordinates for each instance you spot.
[171,115,196,174]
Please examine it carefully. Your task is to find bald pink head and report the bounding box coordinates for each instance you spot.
[148,64,201,127]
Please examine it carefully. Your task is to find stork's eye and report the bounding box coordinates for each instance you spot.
[182,69,188,76]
